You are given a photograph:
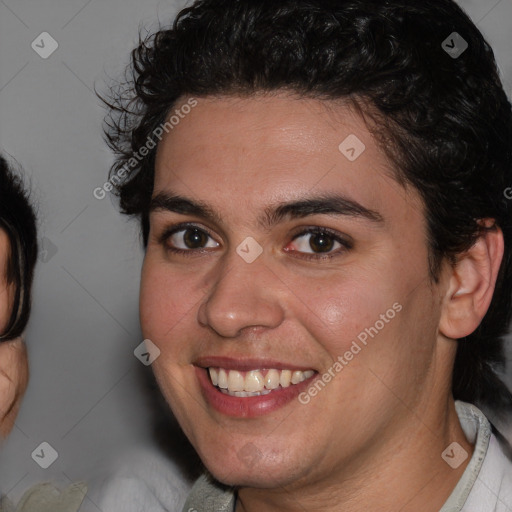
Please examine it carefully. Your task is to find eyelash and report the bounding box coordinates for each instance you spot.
[159,222,353,261]
[287,226,353,261]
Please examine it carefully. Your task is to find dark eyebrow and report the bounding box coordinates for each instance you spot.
[149,192,384,228]
[260,194,384,229]
[150,193,224,225]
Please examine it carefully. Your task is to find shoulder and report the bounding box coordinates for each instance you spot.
[462,430,512,511]
[0,482,87,512]
[94,446,193,512]
[182,474,236,512]
[454,401,512,511]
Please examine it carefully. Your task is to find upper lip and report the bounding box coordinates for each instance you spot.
[194,356,316,372]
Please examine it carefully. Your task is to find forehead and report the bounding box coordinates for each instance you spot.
[155,94,376,177]
[153,94,423,226]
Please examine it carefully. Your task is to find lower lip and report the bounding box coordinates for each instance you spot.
[195,366,317,418]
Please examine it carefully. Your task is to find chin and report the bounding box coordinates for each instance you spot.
[199,444,307,489]
[210,466,290,489]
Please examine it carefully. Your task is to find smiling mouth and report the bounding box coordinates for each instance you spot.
[208,367,316,397]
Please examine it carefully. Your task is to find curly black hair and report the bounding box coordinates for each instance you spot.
[102,0,512,410]
[0,155,38,341]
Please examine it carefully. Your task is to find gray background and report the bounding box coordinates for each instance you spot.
[0,0,511,510]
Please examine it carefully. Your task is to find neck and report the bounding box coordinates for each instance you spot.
[235,398,473,512]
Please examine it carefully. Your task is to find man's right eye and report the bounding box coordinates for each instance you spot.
[161,224,220,254]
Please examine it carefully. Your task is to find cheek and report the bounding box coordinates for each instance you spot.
[139,255,201,343]
[291,274,399,360]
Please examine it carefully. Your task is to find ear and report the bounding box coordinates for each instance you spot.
[439,220,504,339]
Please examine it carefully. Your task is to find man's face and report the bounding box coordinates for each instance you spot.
[140,94,448,488]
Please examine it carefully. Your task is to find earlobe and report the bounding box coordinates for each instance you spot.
[439,221,504,340]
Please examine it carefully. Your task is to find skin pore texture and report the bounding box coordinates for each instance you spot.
[0,228,28,439]
[139,94,503,512]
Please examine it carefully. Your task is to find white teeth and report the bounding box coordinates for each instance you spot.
[218,369,228,389]
[228,370,245,392]
[291,370,302,385]
[279,370,292,388]
[264,369,280,390]
[209,368,218,386]
[245,370,265,392]
[220,389,272,397]
[208,367,315,395]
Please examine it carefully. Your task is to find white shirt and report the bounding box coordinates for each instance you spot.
[440,401,512,511]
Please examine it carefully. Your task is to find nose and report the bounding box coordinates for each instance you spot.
[197,251,286,338]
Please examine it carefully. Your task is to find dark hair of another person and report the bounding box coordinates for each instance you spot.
[101,0,512,410]
[0,155,38,341]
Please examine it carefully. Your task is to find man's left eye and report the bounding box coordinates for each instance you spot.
[286,229,350,255]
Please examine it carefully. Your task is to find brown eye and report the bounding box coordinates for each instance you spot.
[285,227,352,260]
[164,225,219,253]
[182,228,209,249]
[308,232,335,253]
[290,231,342,254]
